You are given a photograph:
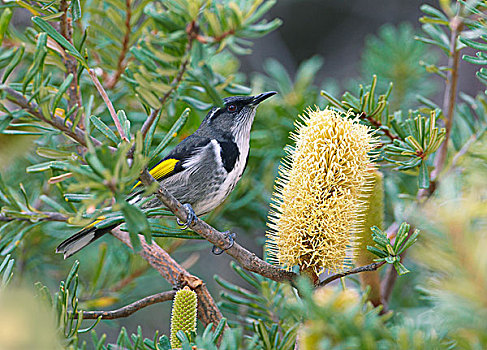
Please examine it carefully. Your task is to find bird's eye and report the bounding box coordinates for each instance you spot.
[227,104,237,112]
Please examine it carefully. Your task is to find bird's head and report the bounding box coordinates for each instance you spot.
[200,91,277,135]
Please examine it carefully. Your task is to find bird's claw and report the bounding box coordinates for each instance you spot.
[176,203,197,229]
[212,231,236,255]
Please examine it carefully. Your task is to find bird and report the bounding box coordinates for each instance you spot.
[56,91,277,259]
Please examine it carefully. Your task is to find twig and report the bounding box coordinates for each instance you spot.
[380,223,413,305]
[80,290,176,319]
[359,112,399,142]
[88,69,128,141]
[110,264,150,293]
[2,86,102,148]
[428,14,464,191]
[444,125,487,176]
[111,226,224,328]
[138,169,298,284]
[318,261,386,287]
[59,0,83,127]
[106,0,132,90]
[139,42,192,139]
[127,21,197,160]
[0,211,68,222]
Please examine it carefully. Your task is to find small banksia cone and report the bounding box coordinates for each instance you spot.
[170,286,197,349]
[354,169,384,306]
[266,108,376,275]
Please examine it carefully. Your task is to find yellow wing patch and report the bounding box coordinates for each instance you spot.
[132,158,179,189]
[150,158,179,179]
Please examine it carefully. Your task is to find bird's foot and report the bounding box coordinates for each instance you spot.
[212,231,236,255]
[176,203,197,229]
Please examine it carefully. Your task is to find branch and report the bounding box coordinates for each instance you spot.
[318,261,386,287]
[0,211,68,222]
[59,0,83,126]
[110,264,150,293]
[139,48,191,139]
[132,21,197,158]
[138,169,298,284]
[106,0,132,90]
[359,112,399,142]
[428,14,464,189]
[88,69,128,141]
[80,290,176,319]
[2,87,102,148]
[111,226,224,328]
[444,125,487,176]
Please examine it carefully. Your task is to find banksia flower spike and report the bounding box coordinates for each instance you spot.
[266,108,377,275]
[354,169,384,306]
[170,286,197,349]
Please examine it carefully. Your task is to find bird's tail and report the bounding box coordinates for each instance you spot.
[56,223,118,259]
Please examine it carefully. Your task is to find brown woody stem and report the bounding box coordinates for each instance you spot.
[81,290,176,319]
[59,0,83,127]
[138,169,298,284]
[421,14,464,198]
[2,87,101,148]
[0,211,68,222]
[106,0,132,90]
[88,69,128,141]
[318,261,386,287]
[111,227,224,328]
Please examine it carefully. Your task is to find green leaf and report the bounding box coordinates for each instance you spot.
[117,110,131,139]
[39,194,67,212]
[84,152,106,178]
[32,16,87,68]
[1,44,25,83]
[179,96,212,110]
[0,8,12,46]
[71,0,82,21]
[420,4,448,21]
[398,229,420,255]
[37,147,74,159]
[418,160,430,189]
[158,335,171,350]
[366,245,388,258]
[65,260,79,289]
[90,115,120,144]
[460,37,487,52]
[393,222,411,252]
[52,73,74,110]
[118,197,151,251]
[393,261,410,275]
[144,110,161,156]
[150,108,189,160]
[211,318,227,344]
[462,54,487,65]
[0,254,14,286]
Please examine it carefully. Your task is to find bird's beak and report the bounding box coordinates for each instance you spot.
[251,91,277,106]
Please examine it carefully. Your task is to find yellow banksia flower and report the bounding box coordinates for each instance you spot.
[354,169,384,306]
[266,108,377,274]
[170,286,197,349]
